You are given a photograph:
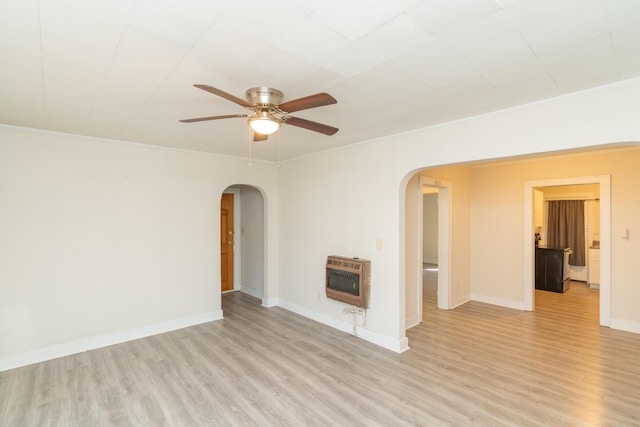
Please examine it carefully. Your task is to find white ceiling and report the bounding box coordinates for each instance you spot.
[2,0,640,161]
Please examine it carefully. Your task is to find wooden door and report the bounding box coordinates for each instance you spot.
[220,193,234,292]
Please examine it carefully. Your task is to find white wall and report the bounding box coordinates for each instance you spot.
[278,78,640,351]
[239,185,265,299]
[0,126,279,370]
[404,175,420,328]
[3,78,640,367]
[422,193,438,264]
[277,146,406,350]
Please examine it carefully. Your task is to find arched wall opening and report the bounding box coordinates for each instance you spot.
[221,184,268,304]
[404,171,454,330]
[399,144,638,347]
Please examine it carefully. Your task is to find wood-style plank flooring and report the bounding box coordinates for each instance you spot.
[2,270,640,426]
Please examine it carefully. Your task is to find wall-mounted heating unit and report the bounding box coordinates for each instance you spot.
[326,256,370,308]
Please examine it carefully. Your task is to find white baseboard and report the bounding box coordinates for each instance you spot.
[405,314,420,329]
[0,310,223,372]
[450,294,471,309]
[276,299,409,353]
[610,318,640,335]
[240,286,263,301]
[262,297,280,308]
[470,293,525,310]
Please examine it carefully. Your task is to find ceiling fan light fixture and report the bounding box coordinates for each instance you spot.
[249,111,280,135]
[181,84,339,138]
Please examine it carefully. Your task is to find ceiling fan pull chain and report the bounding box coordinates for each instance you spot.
[277,127,282,169]
[248,128,253,167]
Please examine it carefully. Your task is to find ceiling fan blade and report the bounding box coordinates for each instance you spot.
[193,84,253,108]
[279,93,337,113]
[283,116,339,136]
[179,114,247,123]
[253,132,269,142]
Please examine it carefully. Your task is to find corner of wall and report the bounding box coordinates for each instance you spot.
[469,293,525,311]
[610,318,640,335]
[262,297,280,308]
[450,294,471,309]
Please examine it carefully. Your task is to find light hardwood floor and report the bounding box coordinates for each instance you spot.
[1,275,640,426]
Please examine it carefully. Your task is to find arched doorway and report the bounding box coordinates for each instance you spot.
[221,185,266,300]
[404,171,452,330]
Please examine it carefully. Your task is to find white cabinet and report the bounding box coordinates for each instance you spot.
[588,248,600,288]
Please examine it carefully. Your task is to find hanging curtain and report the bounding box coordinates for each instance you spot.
[547,200,585,266]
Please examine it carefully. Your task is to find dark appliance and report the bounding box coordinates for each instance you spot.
[535,247,571,293]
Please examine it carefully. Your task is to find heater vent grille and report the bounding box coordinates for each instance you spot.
[325,256,370,308]
[328,258,362,270]
[326,269,360,296]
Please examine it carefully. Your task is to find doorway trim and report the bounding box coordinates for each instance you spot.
[523,175,611,326]
[419,176,452,311]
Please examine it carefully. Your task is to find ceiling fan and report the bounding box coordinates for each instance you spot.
[180,85,339,141]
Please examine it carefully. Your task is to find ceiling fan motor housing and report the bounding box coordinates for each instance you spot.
[245,87,283,107]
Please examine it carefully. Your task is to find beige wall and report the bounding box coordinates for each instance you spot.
[469,147,639,319]
[422,193,438,263]
[405,148,638,325]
